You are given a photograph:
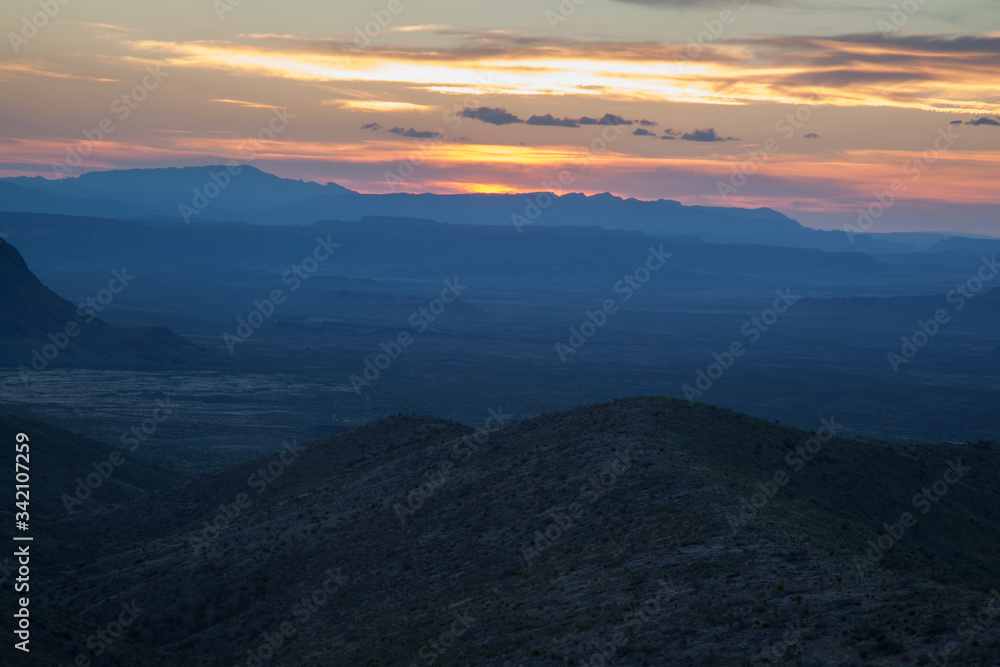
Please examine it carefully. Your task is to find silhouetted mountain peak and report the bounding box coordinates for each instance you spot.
[0,239,210,368]
[1,165,355,223]
[0,238,95,338]
[54,164,350,193]
[0,237,30,274]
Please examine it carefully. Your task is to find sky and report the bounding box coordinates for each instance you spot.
[1,0,998,233]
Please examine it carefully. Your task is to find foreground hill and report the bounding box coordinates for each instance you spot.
[0,413,186,517]
[0,414,188,665]
[0,238,211,371]
[30,398,1000,665]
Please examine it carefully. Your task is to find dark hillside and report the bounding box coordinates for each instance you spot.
[30,398,1000,665]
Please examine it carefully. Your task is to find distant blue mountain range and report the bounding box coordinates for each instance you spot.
[0,165,971,253]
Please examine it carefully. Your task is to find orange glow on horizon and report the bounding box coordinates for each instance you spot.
[5,134,997,216]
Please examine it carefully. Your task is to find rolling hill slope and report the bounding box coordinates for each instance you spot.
[31,398,1000,666]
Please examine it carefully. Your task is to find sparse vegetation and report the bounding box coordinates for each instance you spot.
[7,400,998,665]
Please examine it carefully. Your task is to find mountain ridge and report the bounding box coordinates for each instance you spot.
[25,396,1000,665]
[0,165,971,253]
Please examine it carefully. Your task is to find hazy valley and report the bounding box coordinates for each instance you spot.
[1,166,998,666]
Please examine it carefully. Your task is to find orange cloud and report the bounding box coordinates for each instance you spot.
[119,33,1000,113]
[211,99,285,110]
[325,100,436,112]
[5,131,998,207]
[0,60,119,82]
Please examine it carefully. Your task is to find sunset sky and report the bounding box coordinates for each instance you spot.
[1,0,998,233]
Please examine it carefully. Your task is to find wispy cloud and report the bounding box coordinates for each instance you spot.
[0,60,119,83]
[326,100,435,111]
[121,32,1000,113]
[60,21,143,32]
[211,98,283,109]
[390,24,454,33]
